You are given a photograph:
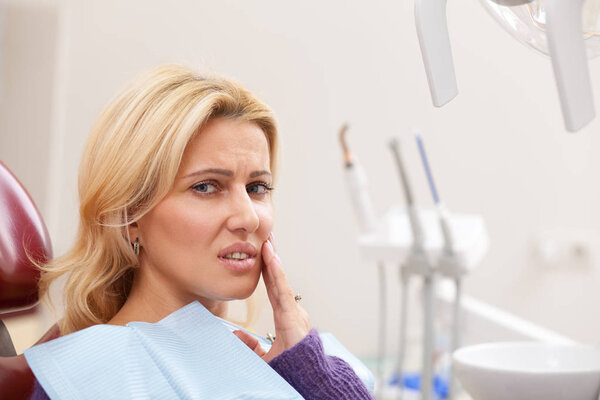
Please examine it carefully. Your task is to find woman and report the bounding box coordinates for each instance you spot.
[28,64,373,399]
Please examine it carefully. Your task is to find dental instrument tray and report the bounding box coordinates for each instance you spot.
[358,204,489,274]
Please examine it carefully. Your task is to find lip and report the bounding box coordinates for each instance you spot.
[218,242,258,273]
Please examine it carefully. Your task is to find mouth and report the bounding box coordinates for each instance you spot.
[218,242,258,272]
[221,252,252,260]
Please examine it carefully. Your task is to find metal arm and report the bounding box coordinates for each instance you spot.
[414,0,458,107]
[415,0,595,132]
[546,0,595,132]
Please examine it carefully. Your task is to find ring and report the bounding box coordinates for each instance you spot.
[266,332,276,344]
[294,294,302,303]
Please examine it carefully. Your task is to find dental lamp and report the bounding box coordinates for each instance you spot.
[415,0,599,132]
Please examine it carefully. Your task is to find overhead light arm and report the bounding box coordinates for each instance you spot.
[415,0,595,132]
[415,0,458,107]
[546,0,595,132]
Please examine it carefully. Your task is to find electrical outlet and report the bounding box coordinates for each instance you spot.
[535,229,599,267]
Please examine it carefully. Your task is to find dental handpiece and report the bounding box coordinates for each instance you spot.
[338,124,386,392]
[388,138,425,252]
[339,124,377,234]
[414,131,454,254]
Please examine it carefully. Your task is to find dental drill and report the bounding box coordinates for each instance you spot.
[339,124,377,234]
[415,131,462,400]
[388,138,429,400]
[338,124,386,391]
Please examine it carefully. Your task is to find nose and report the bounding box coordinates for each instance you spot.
[225,187,260,234]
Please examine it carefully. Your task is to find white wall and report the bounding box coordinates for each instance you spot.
[3,0,600,357]
[0,2,57,211]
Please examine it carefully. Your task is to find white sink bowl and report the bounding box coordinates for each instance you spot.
[453,342,600,400]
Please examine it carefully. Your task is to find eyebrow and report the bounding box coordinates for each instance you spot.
[181,168,271,179]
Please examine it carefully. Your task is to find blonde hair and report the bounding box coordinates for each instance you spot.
[39,64,278,335]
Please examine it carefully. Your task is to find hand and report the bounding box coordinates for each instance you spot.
[233,233,310,363]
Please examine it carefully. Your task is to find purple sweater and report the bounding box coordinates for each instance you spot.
[30,329,373,399]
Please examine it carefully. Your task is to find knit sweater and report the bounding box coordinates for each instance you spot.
[30,329,373,400]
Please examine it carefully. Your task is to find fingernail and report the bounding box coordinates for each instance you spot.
[268,232,274,242]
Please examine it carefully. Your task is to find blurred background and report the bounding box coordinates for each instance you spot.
[1,0,599,369]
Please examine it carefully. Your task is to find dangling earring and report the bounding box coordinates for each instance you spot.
[133,237,140,256]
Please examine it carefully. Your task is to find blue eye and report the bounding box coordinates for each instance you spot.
[192,181,219,194]
[247,182,273,195]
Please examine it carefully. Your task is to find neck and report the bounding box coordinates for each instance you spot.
[108,268,228,326]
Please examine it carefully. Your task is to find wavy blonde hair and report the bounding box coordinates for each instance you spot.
[39,64,278,335]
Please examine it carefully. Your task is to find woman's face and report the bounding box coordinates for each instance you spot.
[131,118,274,310]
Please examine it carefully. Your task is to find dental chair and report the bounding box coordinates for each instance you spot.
[0,161,56,399]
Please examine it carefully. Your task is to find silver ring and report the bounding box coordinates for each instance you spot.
[266,332,276,344]
[294,294,302,303]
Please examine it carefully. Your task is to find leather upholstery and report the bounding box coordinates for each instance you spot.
[0,324,59,400]
[0,161,52,312]
[0,161,54,398]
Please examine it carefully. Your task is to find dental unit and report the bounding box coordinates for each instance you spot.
[415,0,599,132]
[354,130,599,399]
[351,128,600,399]
[352,130,489,399]
[338,124,386,392]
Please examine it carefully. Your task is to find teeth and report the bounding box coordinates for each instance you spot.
[223,252,250,260]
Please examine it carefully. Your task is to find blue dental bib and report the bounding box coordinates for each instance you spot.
[25,302,303,399]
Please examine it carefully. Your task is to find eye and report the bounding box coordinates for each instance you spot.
[192,181,220,195]
[247,182,274,195]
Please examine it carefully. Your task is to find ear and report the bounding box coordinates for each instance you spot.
[127,221,139,245]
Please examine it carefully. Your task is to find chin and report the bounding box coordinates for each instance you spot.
[231,285,258,300]
[216,279,259,301]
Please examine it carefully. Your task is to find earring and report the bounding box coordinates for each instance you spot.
[133,237,140,256]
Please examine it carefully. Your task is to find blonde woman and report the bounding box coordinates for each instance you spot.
[26,65,373,399]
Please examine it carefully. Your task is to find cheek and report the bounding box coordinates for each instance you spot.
[140,199,217,253]
[256,203,274,237]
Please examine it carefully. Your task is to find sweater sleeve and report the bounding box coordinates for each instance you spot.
[268,329,374,400]
[30,379,50,400]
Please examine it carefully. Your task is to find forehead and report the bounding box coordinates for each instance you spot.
[179,118,270,173]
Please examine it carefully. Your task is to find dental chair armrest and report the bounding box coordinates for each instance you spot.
[0,321,17,357]
[0,354,35,400]
[0,323,59,400]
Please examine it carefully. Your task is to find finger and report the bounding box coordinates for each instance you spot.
[268,232,276,252]
[263,238,281,273]
[233,330,267,358]
[261,240,280,304]
[263,240,297,312]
